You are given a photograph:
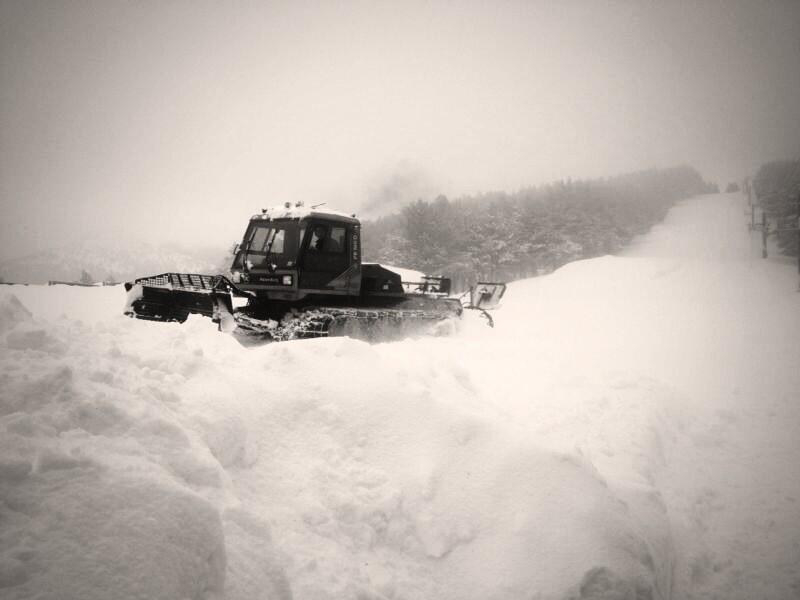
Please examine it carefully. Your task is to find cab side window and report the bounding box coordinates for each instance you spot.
[309,224,345,253]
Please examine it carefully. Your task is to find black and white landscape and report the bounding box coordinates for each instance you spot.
[2,2,799,600]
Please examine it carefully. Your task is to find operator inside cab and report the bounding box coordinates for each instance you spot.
[309,224,342,253]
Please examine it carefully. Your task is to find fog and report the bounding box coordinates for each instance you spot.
[2,0,799,260]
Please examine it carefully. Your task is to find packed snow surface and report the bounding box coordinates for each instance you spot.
[1,193,799,599]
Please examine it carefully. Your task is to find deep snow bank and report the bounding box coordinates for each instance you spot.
[0,307,229,599]
[1,303,670,599]
[1,301,673,598]
[3,192,796,600]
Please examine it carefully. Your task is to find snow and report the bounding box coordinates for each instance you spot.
[252,203,357,222]
[1,192,799,599]
[379,263,425,283]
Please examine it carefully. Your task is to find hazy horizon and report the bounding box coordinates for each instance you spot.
[2,0,800,261]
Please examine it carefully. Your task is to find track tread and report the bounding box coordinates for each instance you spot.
[232,305,459,342]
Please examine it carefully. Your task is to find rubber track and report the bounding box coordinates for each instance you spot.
[232,306,457,342]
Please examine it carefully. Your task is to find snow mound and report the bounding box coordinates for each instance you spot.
[192,336,671,598]
[1,467,225,599]
[0,299,672,599]
[0,315,289,600]
[0,293,32,334]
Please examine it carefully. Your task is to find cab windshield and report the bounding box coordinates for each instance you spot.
[234,220,299,269]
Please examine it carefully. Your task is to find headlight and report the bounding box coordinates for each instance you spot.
[282,275,293,286]
[232,271,241,283]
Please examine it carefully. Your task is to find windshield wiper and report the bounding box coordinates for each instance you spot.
[263,229,280,272]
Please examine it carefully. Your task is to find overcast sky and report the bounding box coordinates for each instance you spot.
[2,0,800,259]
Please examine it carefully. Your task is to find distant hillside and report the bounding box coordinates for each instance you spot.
[362,165,718,290]
[0,240,230,284]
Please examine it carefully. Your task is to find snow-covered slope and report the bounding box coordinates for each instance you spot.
[1,192,798,600]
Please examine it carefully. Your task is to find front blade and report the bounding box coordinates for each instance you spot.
[123,273,234,323]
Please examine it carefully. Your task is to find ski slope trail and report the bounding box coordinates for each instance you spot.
[459,191,800,598]
[624,194,800,599]
[1,192,798,600]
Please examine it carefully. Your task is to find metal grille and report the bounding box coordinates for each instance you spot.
[134,272,218,292]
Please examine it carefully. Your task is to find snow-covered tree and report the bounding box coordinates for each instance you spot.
[361,165,715,287]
